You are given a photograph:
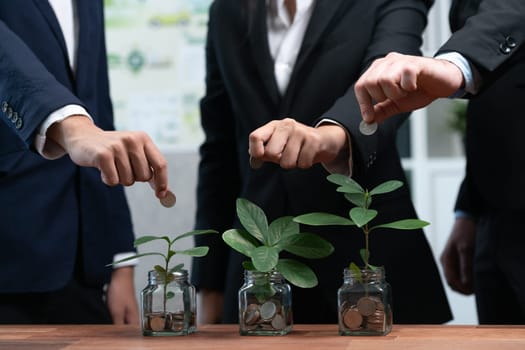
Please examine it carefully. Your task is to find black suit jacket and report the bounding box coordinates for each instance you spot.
[441,0,525,212]
[0,0,135,292]
[192,0,451,324]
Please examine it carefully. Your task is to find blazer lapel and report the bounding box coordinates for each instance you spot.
[32,0,69,60]
[249,0,280,106]
[291,0,343,80]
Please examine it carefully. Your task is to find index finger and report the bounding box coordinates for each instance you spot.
[144,142,169,198]
[248,122,276,158]
[354,79,377,123]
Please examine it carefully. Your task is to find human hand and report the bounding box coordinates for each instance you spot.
[106,266,140,325]
[197,289,224,325]
[440,217,476,295]
[47,115,169,199]
[248,118,348,169]
[354,52,464,124]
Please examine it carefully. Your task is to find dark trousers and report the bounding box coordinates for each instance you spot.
[0,277,112,324]
[474,210,525,324]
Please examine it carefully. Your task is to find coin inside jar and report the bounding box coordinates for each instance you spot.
[243,304,261,326]
[160,190,176,208]
[359,120,378,135]
[342,308,363,330]
[259,301,277,320]
[270,313,286,330]
[149,315,166,332]
[357,296,377,316]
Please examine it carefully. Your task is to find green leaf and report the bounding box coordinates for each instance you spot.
[349,262,362,282]
[166,291,175,300]
[236,198,268,243]
[167,250,176,260]
[369,180,403,196]
[154,265,166,274]
[327,174,364,194]
[251,246,279,272]
[172,229,218,243]
[242,260,256,271]
[222,229,260,257]
[360,248,370,266]
[344,193,369,208]
[267,216,300,246]
[133,235,170,247]
[277,259,318,288]
[107,252,165,267]
[176,246,209,257]
[281,233,334,259]
[372,219,430,231]
[349,207,378,227]
[168,263,184,273]
[294,212,354,226]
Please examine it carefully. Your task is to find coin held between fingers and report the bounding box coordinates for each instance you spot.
[160,190,177,208]
[359,120,378,136]
[249,156,264,170]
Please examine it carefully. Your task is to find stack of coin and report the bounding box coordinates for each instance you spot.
[147,313,167,332]
[340,296,386,333]
[146,311,196,333]
[241,299,289,332]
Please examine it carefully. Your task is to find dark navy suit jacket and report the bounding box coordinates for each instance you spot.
[0,0,134,292]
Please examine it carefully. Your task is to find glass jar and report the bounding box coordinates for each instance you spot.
[337,267,392,336]
[238,270,292,336]
[140,269,196,336]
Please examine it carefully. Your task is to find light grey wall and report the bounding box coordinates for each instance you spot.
[124,151,199,300]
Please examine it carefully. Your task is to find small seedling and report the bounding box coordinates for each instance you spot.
[111,230,217,313]
[294,174,429,276]
[222,198,334,289]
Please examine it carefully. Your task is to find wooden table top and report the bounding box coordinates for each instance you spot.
[1,324,524,350]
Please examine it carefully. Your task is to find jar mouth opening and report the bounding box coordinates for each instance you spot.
[342,266,385,278]
[148,269,188,282]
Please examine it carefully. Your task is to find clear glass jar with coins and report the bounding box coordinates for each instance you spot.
[337,267,392,336]
[141,269,196,336]
[238,270,292,336]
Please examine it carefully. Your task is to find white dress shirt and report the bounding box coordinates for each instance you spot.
[34,0,92,160]
[267,0,315,95]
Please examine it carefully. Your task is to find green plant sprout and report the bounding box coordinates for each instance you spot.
[222,198,334,290]
[294,174,429,276]
[110,230,217,314]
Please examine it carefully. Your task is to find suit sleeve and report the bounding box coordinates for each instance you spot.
[0,20,84,159]
[320,0,432,176]
[191,2,240,292]
[438,0,525,78]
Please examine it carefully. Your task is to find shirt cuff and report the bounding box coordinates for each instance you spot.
[435,52,482,97]
[315,118,353,177]
[113,252,139,268]
[34,105,92,160]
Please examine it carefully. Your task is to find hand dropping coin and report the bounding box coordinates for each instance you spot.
[160,190,176,208]
[148,177,176,208]
[359,120,378,136]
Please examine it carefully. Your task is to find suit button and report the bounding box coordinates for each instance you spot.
[10,112,18,123]
[499,36,516,54]
[15,118,23,129]
[506,36,517,48]
[5,106,13,118]
[1,101,7,113]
